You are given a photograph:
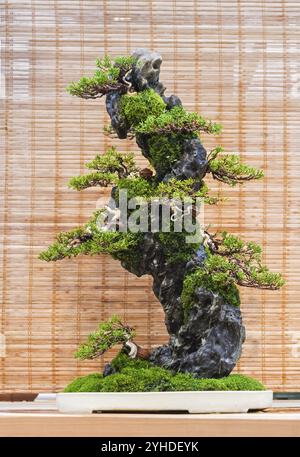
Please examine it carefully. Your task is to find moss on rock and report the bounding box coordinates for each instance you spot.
[157,231,200,265]
[116,177,154,201]
[145,132,195,175]
[64,353,265,392]
[181,248,242,320]
[119,89,166,127]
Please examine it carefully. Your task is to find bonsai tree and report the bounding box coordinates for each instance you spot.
[75,315,150,363]
[75,315,136,360]
[40,49,284,380]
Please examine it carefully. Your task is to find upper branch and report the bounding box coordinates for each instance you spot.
[67,55,137,100]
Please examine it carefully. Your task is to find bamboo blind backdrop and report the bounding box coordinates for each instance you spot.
[0,0,299,392]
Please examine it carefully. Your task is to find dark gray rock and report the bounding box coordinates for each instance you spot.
[162,94,182,110]
[106,91,128,139]
[102,363,117,377]
[164,138,208,182]
[174,289,245,377]
[103,48,245,378]
[130,49,165,94]
[149,289,245,378]
[185,244,207,272]
[121,233,185,335]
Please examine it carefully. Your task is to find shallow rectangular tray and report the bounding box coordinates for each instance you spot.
[57,390,273,414]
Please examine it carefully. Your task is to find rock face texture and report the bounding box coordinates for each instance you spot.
[105,49,245,378]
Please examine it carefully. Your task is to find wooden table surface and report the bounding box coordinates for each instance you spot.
[0,396,300,437]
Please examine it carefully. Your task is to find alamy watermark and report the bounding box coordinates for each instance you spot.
[95,189,205,244]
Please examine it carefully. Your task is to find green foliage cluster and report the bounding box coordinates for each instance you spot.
[64,353,265,392]
[67,55,137,99]
[86,146,138,177]
[157,178,198,201]
[119,89,166,126]
[38,210,143,263]
[156,178,219,204]
[208,152,264,186]
[69,172,117,191]
[211,232,284,289]
[134,106,222,135]
[75,315,135,360]
[69,147,139,191]
[181,231,285,320]
[40,170,217,264]
[113,173,216,206]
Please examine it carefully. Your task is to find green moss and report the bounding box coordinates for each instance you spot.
[100,373,141,392]
[173,373,265,391]
[64,373,103,392]
[144,132,196,175]
[181,258,241,321]
[111,351,151,371]
[219,375,265,391]
[64,354,265,392]
[157,232,200,265]
[119,89,166,127]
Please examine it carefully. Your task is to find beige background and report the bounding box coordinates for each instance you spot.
[0,0,299,392]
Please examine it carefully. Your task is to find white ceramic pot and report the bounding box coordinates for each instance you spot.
[56,390,273,414]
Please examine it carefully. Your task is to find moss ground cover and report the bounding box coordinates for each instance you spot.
[64,353,265,392]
